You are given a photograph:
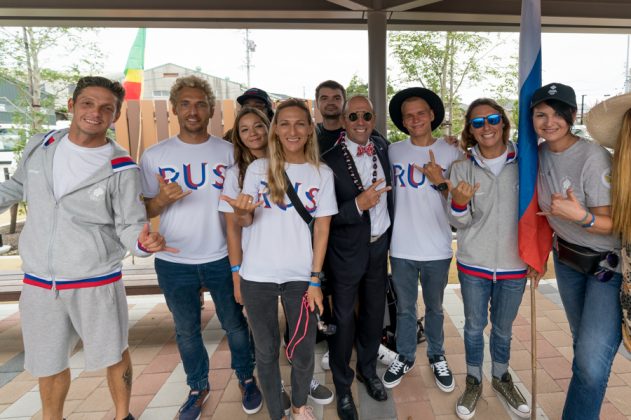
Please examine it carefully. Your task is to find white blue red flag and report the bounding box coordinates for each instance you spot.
[518,0,552,273]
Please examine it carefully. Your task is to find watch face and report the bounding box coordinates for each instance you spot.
[436,182,448,191]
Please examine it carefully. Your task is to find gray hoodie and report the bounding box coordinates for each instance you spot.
[0,129,148,290]
[448,141,527,280]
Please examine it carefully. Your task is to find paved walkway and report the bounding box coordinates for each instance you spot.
[0,279,631,419]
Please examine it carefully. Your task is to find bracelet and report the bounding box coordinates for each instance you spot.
[230,264,241,273]
[575,209,590,225]
[581,213,596,228]
[308,281,321,287]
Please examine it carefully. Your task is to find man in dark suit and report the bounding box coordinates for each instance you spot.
[322,95,393,420]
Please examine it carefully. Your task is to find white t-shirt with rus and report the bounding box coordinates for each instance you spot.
[238,158,338,284]
[140,135,233,264]
[218,165,253,249]
[389,138,463,261]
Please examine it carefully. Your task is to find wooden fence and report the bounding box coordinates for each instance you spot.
[114,99,319,161]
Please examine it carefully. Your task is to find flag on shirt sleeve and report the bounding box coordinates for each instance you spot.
[518,0,553,274]
[123,28,146,101]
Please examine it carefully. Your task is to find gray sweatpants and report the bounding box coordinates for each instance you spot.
[241,279,316,420]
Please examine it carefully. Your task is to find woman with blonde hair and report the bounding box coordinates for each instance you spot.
[221,99,337,420]
[533,83,621,420]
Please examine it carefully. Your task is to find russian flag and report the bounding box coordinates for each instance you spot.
[518,0,553,273]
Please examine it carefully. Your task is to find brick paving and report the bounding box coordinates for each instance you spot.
[0,280,630,419]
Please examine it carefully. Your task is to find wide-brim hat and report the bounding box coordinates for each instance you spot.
[389,87,444,134]
[585,92,631,149]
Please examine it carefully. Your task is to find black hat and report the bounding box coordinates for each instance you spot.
[237,88,272,109]
[389,87,445,134]
[530,83,577,109]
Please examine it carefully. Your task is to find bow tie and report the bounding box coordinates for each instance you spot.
[356,143,375,157]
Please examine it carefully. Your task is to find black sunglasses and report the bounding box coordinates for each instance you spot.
[595,252,620,283]
[348,112,373,122]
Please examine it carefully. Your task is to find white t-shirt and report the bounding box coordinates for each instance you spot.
[53,135,113,200]
[218,165,253,249]
[389,138,463,261]
[479,149,508,177]
[140,136,233,264]
[239,158,338,283]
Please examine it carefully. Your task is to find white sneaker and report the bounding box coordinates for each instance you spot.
[377,344,398,366]
[321,351,330,370]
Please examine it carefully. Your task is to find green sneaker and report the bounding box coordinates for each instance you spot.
[456,375,482,420]
[492,372,530,418]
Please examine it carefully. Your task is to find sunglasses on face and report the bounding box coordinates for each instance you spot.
[469,113,502,129]
[347,112,373,122]
[595,252,620,283]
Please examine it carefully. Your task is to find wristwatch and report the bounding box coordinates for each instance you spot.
[310,271,325,280]
[435,182,449,192]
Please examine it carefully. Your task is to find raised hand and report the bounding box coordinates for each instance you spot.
[356,178,392,211]
[451,180,480,206]
[155,173,191,206]
[414,149,446,186]
[138,223,179,253]
[220,193,263,216]
[537,188,586,222]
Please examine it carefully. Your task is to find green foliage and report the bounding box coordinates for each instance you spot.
[388,31,518,138]
[0,27,103,157]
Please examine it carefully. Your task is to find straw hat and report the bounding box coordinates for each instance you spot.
[585,92,631,149]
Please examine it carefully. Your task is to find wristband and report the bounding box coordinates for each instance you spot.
[575,209,590,225]
[581,213,596,228]
[230,264,241,273]
[308,281,321,287]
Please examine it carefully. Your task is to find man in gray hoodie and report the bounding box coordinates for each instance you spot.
[0,76,171,420]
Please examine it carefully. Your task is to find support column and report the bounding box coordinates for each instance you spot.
[367,10,388,136]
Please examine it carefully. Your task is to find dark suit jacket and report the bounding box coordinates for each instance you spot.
[321,134,394,280]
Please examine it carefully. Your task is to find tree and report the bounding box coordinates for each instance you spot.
[389,31,517,137]
[0,27,103,155]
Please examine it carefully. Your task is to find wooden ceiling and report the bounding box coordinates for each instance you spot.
[1,0,631,33]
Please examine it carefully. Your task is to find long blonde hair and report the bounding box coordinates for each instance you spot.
[267,99,319,205]
[612,109,631,245]
[230,107,270,189]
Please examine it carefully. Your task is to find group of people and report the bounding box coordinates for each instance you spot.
[1,72,629,420]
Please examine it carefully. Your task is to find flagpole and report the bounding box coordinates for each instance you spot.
[531,279,537,419]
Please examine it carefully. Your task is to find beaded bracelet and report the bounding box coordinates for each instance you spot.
[581,213,596,228]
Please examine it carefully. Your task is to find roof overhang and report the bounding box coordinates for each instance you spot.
[1,0,631,33]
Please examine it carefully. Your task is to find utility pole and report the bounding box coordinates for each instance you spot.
[580,94,587,124]
[244,29,256,87]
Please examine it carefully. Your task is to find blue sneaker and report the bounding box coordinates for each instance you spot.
[178,388,210,420]
[239,377,263,414]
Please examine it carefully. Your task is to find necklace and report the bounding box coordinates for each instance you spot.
[340,135,378,192]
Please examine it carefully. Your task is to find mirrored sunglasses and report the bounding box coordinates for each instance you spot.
[470,113,502,129]
[348,112,373,122]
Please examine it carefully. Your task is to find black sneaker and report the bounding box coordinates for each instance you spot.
[382,354,414,388]
[429,355,455,392]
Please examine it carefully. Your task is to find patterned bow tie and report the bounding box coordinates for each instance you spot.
[356,143,375,157]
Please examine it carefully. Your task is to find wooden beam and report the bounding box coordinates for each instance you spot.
[325,0,369,11]
[388,0,442,12]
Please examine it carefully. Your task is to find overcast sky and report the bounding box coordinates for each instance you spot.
[89,28,629,108]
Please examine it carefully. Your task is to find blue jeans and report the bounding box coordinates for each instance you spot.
[553,251,622,420]
[459,271,526,381]
[390,256,451,361]
[155,257,254,390]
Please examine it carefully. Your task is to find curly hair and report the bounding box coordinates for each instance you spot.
[267,99,319,205]
[230,107,270,189]
[460,98,511,151]
[169,75,216,109]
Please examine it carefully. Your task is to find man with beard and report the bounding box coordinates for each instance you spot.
[140,75,261,420]
[315,80,346,154]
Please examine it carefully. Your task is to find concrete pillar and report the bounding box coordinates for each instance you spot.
[367,10,388,136]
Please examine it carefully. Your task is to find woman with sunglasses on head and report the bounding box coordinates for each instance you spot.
[533,83,621,420]
[448,98,531,420]
[221,99,337,420]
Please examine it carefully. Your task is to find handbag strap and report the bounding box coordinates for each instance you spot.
[284,171,313,226]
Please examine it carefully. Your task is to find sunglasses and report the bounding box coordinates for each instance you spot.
[595,252,620,283]
[470,113,502,129]
[348,112,373,122]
